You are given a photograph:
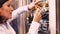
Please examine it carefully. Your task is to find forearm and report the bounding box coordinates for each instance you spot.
[12,5,28,18]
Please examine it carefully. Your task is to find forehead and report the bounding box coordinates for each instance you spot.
[3,0,13,5]
[8,0,12,2]
[8,0,13,3]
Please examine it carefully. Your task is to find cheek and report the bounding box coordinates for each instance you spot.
[1,7,12,19]
[3,7,11,15]
[3,7,10,11]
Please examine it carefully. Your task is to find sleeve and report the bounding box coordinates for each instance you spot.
[0,27,6,34]
[27,21,40,34]
[7,5,28,22]
[0,32,5,34]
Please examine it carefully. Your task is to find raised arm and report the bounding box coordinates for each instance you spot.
[7,3,35,22]
[27,8,42,34]
[7,0,41,23]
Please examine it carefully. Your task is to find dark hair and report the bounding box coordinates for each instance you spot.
[0,16,4,23]
[0,0,8,8]
[0,16,7,23]
[0,0,8,23]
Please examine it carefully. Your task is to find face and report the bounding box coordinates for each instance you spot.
[0,0,14,19]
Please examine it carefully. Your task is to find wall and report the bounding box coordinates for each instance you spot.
[49,0,56,34]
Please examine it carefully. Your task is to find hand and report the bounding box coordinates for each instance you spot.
[28,2,35,10]
[28,0,41,10]
[33,8,42,23]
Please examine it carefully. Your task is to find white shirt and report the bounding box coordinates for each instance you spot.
[0,6,40,34]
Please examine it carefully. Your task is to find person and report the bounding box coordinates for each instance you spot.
[0,0,41,34]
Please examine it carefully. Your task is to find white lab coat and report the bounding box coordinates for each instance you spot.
[0,6,40,34]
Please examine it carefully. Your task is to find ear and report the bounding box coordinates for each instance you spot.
[0,11,1,16]
[0,7,2,12]
[0,8,2,16]
[0,8,1,12]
